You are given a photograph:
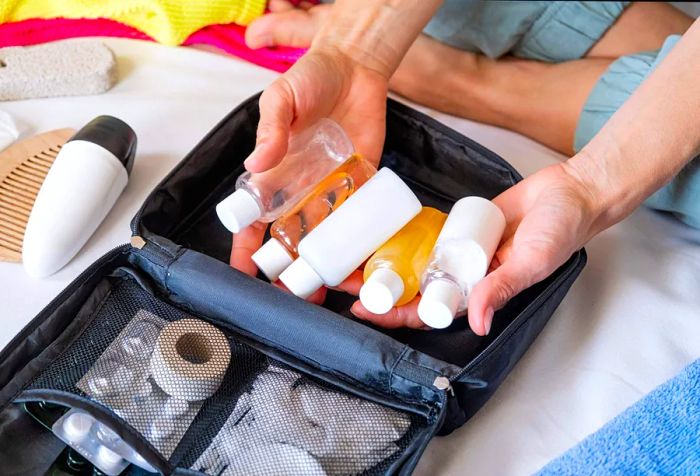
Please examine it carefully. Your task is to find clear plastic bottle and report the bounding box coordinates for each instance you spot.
[252,154,376,280]
[216,119,354,233]
[359,207,446,314]
[417,197,506,329]
[279,168,422,299]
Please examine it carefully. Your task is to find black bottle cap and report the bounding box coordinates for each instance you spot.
[68,115,138,175]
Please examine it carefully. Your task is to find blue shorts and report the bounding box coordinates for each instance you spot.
[574,35,700,228]
[425,2,699,228]
[423,1,628,62]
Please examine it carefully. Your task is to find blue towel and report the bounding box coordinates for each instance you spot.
[538,359,700,475]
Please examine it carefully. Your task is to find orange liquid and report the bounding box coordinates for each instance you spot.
[363,207,447,306]
[270,154,376,256]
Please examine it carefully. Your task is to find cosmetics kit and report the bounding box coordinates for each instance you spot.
[0,95,585,475]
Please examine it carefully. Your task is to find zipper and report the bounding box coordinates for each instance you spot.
[447,251,584,385]
[0,243,132,365]
[433,376,454,397]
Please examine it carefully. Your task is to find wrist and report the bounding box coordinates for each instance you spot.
[310,0,442,80]
[562,143,641,233]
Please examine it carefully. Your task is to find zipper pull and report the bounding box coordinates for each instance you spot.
[130,235,146,249]
[433,376,455,397]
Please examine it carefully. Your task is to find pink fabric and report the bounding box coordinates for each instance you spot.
[0,17,306,72]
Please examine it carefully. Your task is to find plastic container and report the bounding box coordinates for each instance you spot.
[252,154,376,280]
[22,116,137,278]
[360,207,446,314]
[216,119,354,233]
[52,410,130,476]
[417,197,506,329]
[279,168,422,299]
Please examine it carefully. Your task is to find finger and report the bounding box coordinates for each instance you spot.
[467,250,546,336]
[268,0,295,13]
[245,79,295,173]
[332,270,364,295]
[350,297,426,329]
[245,6,328,49]
[274,279,327,304]
[230,222,267,276]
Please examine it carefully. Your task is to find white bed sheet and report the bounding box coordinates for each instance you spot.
[1,38,699,476]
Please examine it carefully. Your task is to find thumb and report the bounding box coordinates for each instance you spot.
[245,78,295,173]
[467,250,544,336]
[245,7,328,49]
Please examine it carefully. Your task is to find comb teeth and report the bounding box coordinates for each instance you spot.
[0,143,62,260]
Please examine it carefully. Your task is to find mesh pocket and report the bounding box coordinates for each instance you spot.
[190,364,420,475]
[27,276,427,474]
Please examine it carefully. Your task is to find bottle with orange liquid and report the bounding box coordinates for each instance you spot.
[252,154,376,280]
[359,207,447,314]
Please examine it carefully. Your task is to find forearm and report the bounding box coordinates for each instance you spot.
[311,0,443,79]
[566,18,700,231]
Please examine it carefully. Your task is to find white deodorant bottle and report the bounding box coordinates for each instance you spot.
[216,118,354,233]
[23,116,137,278]
[417,196,506,329]
[279,168,422,299]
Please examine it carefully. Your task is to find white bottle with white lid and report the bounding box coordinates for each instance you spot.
[417,196,506,329]
[216,118,354,233]
[279,168,422,299]
[23,115,137,278]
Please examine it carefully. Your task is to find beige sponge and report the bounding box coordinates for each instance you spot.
[0,39,117,101]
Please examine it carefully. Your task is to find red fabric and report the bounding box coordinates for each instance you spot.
[0,17,306,72]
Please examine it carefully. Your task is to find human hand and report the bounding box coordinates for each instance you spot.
[231,20,389,277]
[349,163,603,335]
[245,1,331,50]
[230,0,445,291]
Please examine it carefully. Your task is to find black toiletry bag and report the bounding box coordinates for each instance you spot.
[0,94,586,475]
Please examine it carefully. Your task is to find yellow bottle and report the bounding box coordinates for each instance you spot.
[360,207,447,314]
[252,154,376,280]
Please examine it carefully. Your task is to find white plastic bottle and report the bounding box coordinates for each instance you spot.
[417,196,506,329]
[216,119,354,233]
[279,168,422,299]
[23,116,137,278]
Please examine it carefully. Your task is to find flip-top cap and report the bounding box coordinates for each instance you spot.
[68,115,137,174]
[252,238,295,281]
[418,279,461,329]
[216,189,262,233]
[279,257,324,299]
[359,268,405,314]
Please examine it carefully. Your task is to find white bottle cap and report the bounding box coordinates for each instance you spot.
[216,188,262,233]
[252,238,295,281]
[279,257,324,299]
[418,279,462,329]
[96,444,124,474]
[359,268,405,315]
[63,412,94,443]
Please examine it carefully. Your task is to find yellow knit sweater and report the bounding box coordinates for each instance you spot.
[0,0,267,45]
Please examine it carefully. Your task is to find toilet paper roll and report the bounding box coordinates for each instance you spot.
[150,319,231,401]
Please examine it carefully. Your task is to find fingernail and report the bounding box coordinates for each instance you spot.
[249,35,274,49]
[484,307,494,335]
[243,148,259,169]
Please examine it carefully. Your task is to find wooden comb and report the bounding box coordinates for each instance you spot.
[0,128,75,262]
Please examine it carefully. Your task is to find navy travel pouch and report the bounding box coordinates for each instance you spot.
[0,94,585,475]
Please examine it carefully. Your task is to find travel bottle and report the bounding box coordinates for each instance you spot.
[417,196,506,329]
[359,207,447,314]
[279,168,422,299]
[252,154,376,280]
[216,118,354,233]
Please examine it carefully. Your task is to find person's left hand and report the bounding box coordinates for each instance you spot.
[230,2,390,282]
[348,162,603,335]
